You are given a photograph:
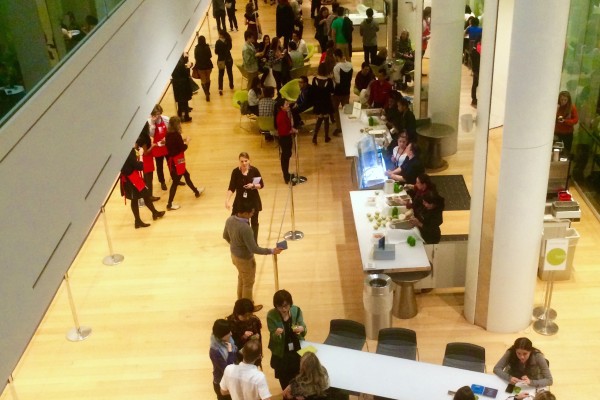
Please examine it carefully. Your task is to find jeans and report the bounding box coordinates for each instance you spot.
[231,254,257,300]
[218,61,234,90]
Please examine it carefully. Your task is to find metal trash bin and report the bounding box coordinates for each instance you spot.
[363,273,393,340]
[538,228,579,281]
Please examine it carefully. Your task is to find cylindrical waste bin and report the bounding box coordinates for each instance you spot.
[363,273,393,340]
[538,228,579,281]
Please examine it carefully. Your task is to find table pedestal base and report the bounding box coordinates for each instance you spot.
[390,271,431,319]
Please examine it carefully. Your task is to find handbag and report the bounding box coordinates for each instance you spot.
[191,68,201,79]
[217,60,226,70]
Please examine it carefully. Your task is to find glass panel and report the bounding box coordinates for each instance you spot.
[0,0,125,127]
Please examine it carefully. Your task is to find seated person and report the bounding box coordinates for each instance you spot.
[409,190,444,244]
[396,29,415,89]
[248,76,262,116]
[396,96,417,142]
[291,31,308,57]
[258,86,276,140]
[493,337,553,389]
[385,143,424,184]
[288,41,305,69]
[354,61,375,95]
[370,48,388,67]
[291,75,314,127]
[386,131,410,169]
[383,91,402,130]
[405,173,437,216]
[368,67,393,108]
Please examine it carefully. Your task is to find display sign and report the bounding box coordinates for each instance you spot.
[352,101,362,118]
[543,238,568,271]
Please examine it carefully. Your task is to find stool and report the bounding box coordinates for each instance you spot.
[390,271,431,319]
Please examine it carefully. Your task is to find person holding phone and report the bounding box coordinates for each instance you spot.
[223,200,284,304]
[209,319,237,400]
[226,152,264,243]
[227,298,263,365]
[267,289,306,390]
[493,337,553,388]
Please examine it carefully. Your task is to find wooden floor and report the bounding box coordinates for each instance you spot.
[3,2,600,399]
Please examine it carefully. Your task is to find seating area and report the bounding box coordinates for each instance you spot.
[442,342,487,373]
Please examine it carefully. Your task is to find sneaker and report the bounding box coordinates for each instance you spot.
[138,199,145,207]
[195,187,205,198]
[167,204,181,211]
[161,182,168,191]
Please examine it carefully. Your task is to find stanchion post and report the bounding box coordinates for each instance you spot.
[293,133,307,184]
[101,206,124,266]
[272,254,279,291]
[533,271,559,335]
[64,273,92,342]
[284,180,304,241]
[206,12,212,44]
[532,276,557,321]
[8,374,19,400]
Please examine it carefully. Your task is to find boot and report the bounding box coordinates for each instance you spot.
[313,117,323,145]
[202,83,210,102]
[324,119,331,143]
[206,81,211,102]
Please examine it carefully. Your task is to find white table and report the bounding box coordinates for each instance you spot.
[350,190,430,272]
[302,341,511,399]
[339,109,388,158]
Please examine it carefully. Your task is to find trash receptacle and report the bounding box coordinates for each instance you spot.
[363,273,393,340]
[538,228,579,281]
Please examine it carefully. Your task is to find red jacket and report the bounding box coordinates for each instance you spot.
[276,109,293,137]
[554,105,578,135]
[369,79,393,107]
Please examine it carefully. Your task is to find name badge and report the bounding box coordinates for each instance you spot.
[243,191,248,198]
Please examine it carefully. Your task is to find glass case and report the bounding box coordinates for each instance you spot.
[356,135,387,190]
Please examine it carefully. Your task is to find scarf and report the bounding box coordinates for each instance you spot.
[210,334,236,361]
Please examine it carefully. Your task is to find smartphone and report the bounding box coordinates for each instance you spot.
[505,383,515,393]
[482,387,498,398]
[471,385,484,395]
[276,240,288,250]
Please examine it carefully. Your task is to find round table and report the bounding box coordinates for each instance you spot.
[417,123,455,171]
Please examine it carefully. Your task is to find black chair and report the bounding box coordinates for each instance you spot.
[376,327,419,361]
[324,319,367,351]
[442,342,486,373]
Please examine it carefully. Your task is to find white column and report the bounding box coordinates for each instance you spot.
[464,0,571,332]
[427,0,464,156]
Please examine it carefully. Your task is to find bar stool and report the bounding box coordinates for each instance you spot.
[390,271,431,319]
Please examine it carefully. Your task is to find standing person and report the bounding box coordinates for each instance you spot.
[331,48,353,136]
[422,6,431,57]
[148,104,170,191]
[276,99,298,183]
[360,8,379,65]
[223,200,285,303]
[283,352,330,400]
[215,30,235,96]
[267,289,307,390]
[242,31,260,89]
[311,63,334,144]
[554,90,579,155]
[409,191,444,244]
[330,7,349,59]
[313,7,330,54]
[210,319,237,400]
[165,116,204,211]
[135,122,160,202]
[244,2,260,38]
[220,340,272,400]
[276,0,295,48]
[225,152,264,243]
[310,0,321,19]
[342,8,354,60]
[213,0,227,32]
[226,298,263,364]
[171,54,193,122]
[120,147,165,229]
[493,337,553,388]
[225,0,238,31]
[193,35,214,102]
[368,67,393,108]
[470,40,480,107]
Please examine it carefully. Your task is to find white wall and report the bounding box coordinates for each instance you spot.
[0,0,207,390]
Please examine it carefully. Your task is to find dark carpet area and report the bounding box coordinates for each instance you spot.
[430,175,471,211]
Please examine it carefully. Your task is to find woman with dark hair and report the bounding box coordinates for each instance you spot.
[554,90,579,155]
[209,319,237,400]
[410,190,444,244]
[193,35,214,101]
[267,289,306,389]
[244,2,260,37]
[385,143,424,184]
[215,30,234,95]
[225,152,264,242]
[226,298,263,364]
[256,34,271,53]
[396,96,417,142]
[266,37,285,90]
[314,7,330,53]
[311,63,334,144]
[248,76,262,116]
[135,122,160,202]
[453,386,475,400]
[276,0,295,48]
[165,116,204,211]
[493,337,553,388]
[283,352,329,400]
[171,54,193,122]
[406,173,437,216]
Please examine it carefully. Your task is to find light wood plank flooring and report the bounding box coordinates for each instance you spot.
[2,2,599,399]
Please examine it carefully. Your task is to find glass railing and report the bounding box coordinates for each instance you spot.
[0,0,125,127]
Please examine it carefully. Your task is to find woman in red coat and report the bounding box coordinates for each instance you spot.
[276,100,297,184]
[554,90,579,156]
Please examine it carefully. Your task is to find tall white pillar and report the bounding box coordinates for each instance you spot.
[427,0,464,156]
[464,0,571,332]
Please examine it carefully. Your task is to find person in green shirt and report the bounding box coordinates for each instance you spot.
[330,7,348,58]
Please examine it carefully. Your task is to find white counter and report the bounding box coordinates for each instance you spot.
[339,109,388,158]
[350,190,431,272]
[302,341,514,400]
